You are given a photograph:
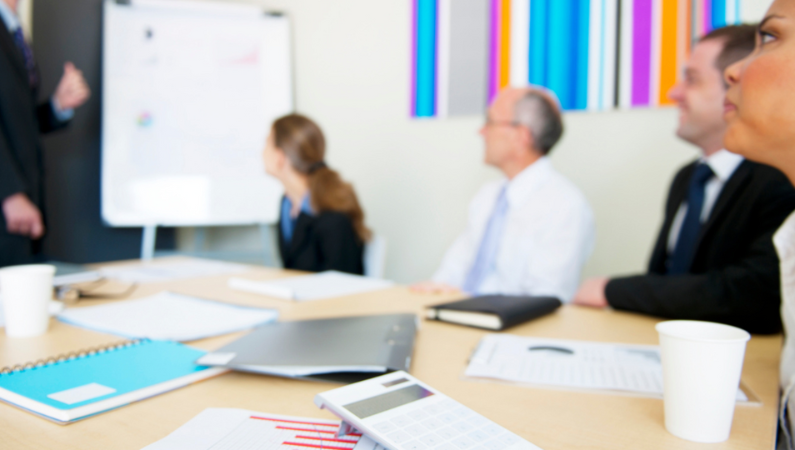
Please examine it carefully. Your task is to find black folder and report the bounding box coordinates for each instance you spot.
[425,295,561,330]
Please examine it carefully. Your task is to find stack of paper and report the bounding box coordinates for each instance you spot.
[57,292,278,341]
[100,258,251,284]
[229,271,394,301]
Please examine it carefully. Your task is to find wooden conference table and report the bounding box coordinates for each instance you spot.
[0,259,783,449]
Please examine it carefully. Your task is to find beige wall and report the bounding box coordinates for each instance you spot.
[33,0,763,283]
[743,0,776,22]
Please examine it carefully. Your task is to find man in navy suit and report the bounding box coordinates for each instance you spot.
[573,25,795,334]
[0,0,90,266]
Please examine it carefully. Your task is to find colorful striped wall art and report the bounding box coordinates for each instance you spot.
[411,0,747,118]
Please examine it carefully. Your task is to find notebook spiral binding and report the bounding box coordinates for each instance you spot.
[0,338,148,375]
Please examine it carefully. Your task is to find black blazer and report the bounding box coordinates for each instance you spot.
[277,206,365,275]
[0,21,69,266]
[606,160,795,334]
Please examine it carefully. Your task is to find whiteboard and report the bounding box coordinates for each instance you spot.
[101,0,291,226]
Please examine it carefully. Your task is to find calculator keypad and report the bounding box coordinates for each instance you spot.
[392,415,415,427]
[374,421,398,433]
[404,441,428,450]
[388,430,414,444]
[438,412,458,424]
[407,410,430,421]
[468,430,490,442]
[452,436,476,449]
[370,398,530,450]
[483,441,506,450]
[451,421,474,433]
[436,427,459,440]
[419,433,446,447]
[406,423,430,435]
[423,417,444,429]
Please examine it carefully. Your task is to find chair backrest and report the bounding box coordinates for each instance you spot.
[363,234,387,279]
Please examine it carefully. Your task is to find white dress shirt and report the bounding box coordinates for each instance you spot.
[0,0,19,32]
[667,150,745,253]
[775,211,795,450]
[432,157,595,302]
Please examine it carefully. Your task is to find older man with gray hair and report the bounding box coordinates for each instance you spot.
[413,87,594,302]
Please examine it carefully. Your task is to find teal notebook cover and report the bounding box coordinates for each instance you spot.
[0,340,222,422]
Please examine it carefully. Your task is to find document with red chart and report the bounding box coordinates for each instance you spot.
[143,408,386,450]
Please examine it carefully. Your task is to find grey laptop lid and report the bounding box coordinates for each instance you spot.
[198,314,418,383]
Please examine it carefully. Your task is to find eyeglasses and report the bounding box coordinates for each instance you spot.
[483,117,520,128]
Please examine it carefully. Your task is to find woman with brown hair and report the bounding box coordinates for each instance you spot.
[723,1,795,446]
[263,114,370,275]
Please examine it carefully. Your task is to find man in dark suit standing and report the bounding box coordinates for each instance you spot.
[0,0,90,267]
[573,25,795,334]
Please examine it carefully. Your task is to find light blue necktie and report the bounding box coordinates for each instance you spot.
[462,186,509,294]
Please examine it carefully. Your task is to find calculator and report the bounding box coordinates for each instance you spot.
[314,371,543,450]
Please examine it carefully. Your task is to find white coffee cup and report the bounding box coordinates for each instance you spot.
[656,320,750,443]
[0,264,56,338]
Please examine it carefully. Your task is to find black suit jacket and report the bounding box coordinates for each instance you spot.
[0,20,69,266]
[606,159,795,334]
[277,207,365,275]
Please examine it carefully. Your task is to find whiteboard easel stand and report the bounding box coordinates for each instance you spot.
[139,223,278,266]
[259,223,277,266]
[194,227,207,251]
[141,224,157,261]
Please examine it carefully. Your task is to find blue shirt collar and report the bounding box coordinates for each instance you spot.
[0,1,20,33]
[282,194,314,216]
[297,195,314,216]
[280,194,315,244]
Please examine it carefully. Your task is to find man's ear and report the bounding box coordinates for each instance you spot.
[518,126,536,153]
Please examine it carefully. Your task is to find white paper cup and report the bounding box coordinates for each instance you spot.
[0,264,56,338]
[656,320,750,443]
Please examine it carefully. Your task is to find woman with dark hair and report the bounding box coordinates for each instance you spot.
[263,114,370,275]
[723,1,795,446]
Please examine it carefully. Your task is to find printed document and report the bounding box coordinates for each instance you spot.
[56,291,278,341]
[229,271,394,301]
[143,408,386,450]
[100,258,251,284]
[465,334,748,401]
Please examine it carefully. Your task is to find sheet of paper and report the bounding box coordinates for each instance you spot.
[143,408,386,450]
[230,271,394,301]
[56,291,278,341]
[100,258,251,284]
[465,334,748,402]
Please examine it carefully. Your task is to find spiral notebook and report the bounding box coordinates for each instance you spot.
[0,340,227,424]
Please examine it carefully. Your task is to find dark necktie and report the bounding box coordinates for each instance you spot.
[668,163,715,275]
[11,27,37,87]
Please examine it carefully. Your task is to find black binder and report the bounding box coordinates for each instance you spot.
[425,295,561,330]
